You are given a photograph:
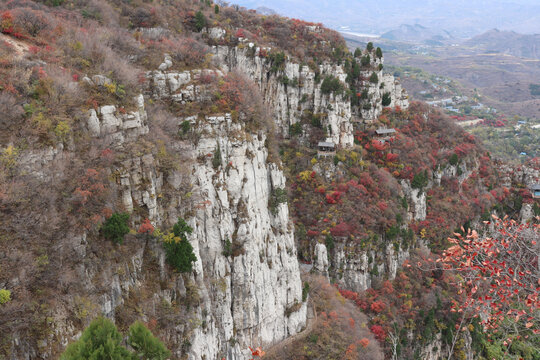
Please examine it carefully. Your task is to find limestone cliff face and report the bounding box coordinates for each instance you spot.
[313,239,410,293]
[89,70,307,359]
[184,114,306,359]
[101,88,307,357]
[401,180,427,222]
[211,44,408,148]
[8,60,307,358]
[357,69,409,123]
[87,94,149,144]
[212,45,354,147]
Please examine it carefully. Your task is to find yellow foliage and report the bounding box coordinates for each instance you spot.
[299,170,312,181]
[0,289,11,305]
[54,121,71,141]
[33,112,53,132]
[310,157,318,165]
[155,229,182,244]
[1,146,18,169]
[104,82,117,95]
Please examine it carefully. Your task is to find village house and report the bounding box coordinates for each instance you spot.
[317,140,336,157]
[375,128,396,142]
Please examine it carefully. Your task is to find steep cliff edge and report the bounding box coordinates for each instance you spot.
[2,2,534,360]
[212,43,408,148]
[3,62,307,358]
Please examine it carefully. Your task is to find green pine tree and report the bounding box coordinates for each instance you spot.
[164,218,197,273]
[101,213,130,244]
[128,321,171,360]
[366,42,374,52]
[61,317,132,360]
[194,11,206,32]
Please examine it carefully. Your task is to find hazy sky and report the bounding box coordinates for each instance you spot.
[231,0,540,37]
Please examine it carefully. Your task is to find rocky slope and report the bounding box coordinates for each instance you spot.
[4,2,526,360]
[211,42,408,147]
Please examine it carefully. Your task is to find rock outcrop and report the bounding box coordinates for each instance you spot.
[212,45,408,148]
[83,66,307,358]
[87,94,149,145]
[184,113,307,359]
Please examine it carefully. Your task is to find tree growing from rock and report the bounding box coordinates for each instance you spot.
[162,218,197,273]
[101,212,130,244]
[61,317,131,360]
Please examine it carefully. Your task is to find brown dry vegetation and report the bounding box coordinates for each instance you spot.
[266,275,384,360]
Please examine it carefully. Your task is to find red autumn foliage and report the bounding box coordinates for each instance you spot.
[440,217,540,335]
[138,218,154,234]
[370,300,386,313]
[330,222,352,237]
[359,338,370,348]
[370,324,386,341]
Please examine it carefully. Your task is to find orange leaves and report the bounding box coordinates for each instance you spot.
[344,343,357,360]
[438,218,539,334]
[358,338,370,348]
[138,218,154,235]
[249,347,265,357]
[370,300,386,313]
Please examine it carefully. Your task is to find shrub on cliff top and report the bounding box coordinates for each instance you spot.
[366,42,374,52]
[411,170,429,190]
[321,75,344,95]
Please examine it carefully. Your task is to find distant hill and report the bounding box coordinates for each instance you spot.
[465,29,540,59]
[255,6,277,15]
[231,0,540,37]
[381,24,453,45]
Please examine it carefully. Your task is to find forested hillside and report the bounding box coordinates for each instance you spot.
[0,1,538,360]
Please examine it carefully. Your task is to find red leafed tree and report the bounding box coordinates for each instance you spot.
[330,222,352,237]
[439,215,539,350]
[138,218,154,235]
[370,324,386,341]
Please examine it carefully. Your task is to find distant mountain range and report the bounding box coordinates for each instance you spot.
[232,0,540,37]
[465,29,540,59]
[381,24,453,45]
